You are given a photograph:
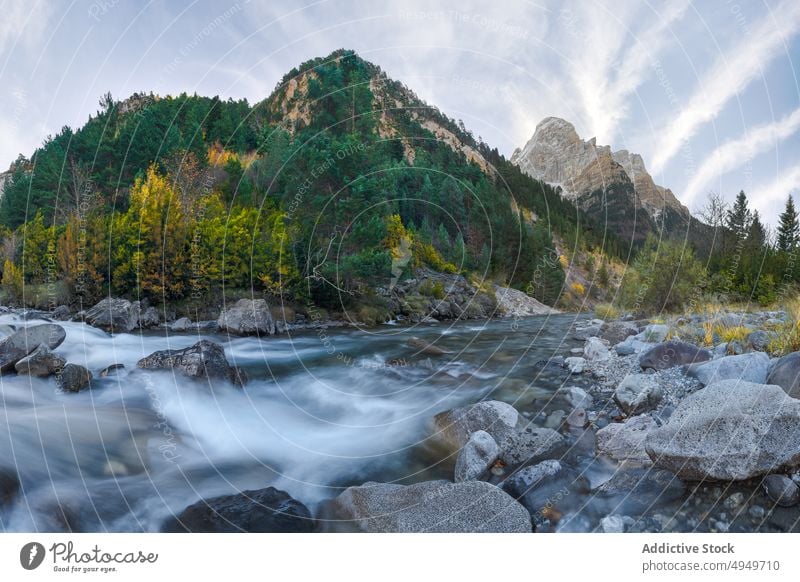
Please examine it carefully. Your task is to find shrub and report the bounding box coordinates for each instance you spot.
[594,302,619,321]
[419,280,445,299]
[570,282,586,296]
[1,259,23,304]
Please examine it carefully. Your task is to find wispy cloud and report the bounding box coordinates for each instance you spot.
[684,107,800,204]
[651,1,800,173]
[753,164,800,216]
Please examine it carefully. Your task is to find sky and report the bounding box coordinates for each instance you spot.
[1,0,799,226]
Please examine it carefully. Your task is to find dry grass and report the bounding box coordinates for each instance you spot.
[594,302,619,321]
[767,297,800,356]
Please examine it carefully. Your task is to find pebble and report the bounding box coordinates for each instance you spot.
[724,492,745,510]
[748,505,766,519]
[600,515,626,533]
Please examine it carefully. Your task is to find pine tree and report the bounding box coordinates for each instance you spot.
[726,190,752,240]
[777,194,799,253]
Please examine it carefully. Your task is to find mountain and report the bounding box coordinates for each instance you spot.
[511,117,707,247]
[2,50,628,313]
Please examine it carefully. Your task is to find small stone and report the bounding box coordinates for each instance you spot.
[748,505,766,519]
[600,514,626,533]
[566,408,587,428]
[762,474,800,507]
[614,374,663,415]
[584,337,611,362]
[564,357,586,374]
[99,363,125,377]
[724,492,745,510]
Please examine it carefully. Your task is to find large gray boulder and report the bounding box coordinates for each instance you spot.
[613,374,663,415]
[137,339,246,387]
[217,298,275,336]
[600,321,638,345]
[328,480,531,532]
[639,340,711,371]
[645,380,800,480]
[767,352,800,398]
[686,351,770,386]
[15,344,66,377]
[57,364,92,393]
[0,323,66,373]
[433,400,519,452]
[497,425,565,465]
[596,415,657,463]
[454,430,499,482]
[85,298,138,333]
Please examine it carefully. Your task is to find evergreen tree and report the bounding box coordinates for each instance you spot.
[726,190,752,240]
[777,194,799,253]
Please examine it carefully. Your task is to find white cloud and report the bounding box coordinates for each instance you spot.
[651,1,800,173]
[753,165,800,216]
[683,107,800,205]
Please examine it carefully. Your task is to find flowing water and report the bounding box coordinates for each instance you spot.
[0,312,793,532]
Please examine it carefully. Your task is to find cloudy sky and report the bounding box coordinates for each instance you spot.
[1,0,798,224]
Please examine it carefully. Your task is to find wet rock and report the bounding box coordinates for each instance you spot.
[564,356,586,374]
[566,407,587,428]
[433,400,518,452]
[639,340,711,371]
[584,337,610,361]
[85,298,138,333]
[724,492,745,510]
[595,468,685,514]
[596,415,658,463]
[613,374,663,415]
[161,487,314,532]
[407,336,450,356]
[51,305,71,321]
[0,323,67,373]
[767,352,800,398]
[646,380,800,480]
[57,364,92,392]
[497,425,564,465]
[749,505,766,519]
[686,352,770,385]
[328,480,530,532]
[502,460,587,525]
[137,305,160,328]
[99,363,125,377]
[600,321,638,345]
[137,340,246,387]
[747,330,772,351]
[640,324,669,343]
[14,344,66,376]
[454,430,499,482]
[0,467,19,507]
[600,514,626,533]
[557,386,593,409]
[169,317,192,332]
[217,298,276,336]
[762,474,800,507]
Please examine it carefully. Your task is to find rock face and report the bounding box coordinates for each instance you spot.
[511,117,692,243]
[328,480,530,533]
[596,415,658,463]
[85,298,138,333]
[687,352,770,386]
[57,364,92,392]
[217,299,275,336]
[767,352,800,398]
[645,380,800,480]
[14,344,66,376]
[162,487,314,532]
[454,430,499,482]
[614,374,663,415]
[0,324,67,373]
[433,400,519,452]
[137,340,246,387]
[639,341,711,371]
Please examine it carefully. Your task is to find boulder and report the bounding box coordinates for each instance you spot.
[615,336,649,356]
[502,460,587,525]
[51,305,71,321]
[57,364,92,392]
[596,415,657,463]
[564,356,586,374]
[85,298,137,333]
[640,324,669,343]
[217,298,276,336]
[0,324,67,373]
[686,352,770,386]
[137,340,246,387]
[454,430,499,482]
[169,317,192,332]
[557,386,593,409]
[645,380,800,480]
[138,306,160,328]
[497,425,565,465]
[14,344,66,377]
[600,321,638,345]
[583,337,610,361]
[328,480,531,533]
[639,340,711,371]
[766,352,800,398]
[613,374,663,415]
[161,487,314,532]
[433,400,519,452]
[762,474,799,507]
[747,330,772,352]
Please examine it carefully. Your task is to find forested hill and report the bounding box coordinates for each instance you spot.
[0,49,621,313]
